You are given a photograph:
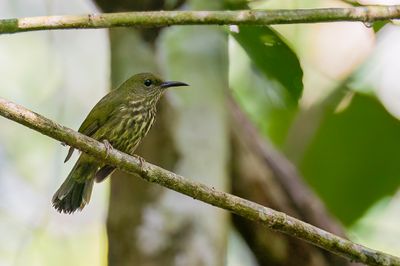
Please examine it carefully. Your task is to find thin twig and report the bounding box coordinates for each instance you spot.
[0,6,400,34]
[0,98,399,265]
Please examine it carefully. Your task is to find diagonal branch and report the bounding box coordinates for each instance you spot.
[0,96,399,266]
[1,5,400,34]
[228,96,346,237]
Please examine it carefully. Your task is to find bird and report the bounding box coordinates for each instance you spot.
[52,72,188,214]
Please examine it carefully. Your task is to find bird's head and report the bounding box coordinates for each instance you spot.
[125,73,188,99]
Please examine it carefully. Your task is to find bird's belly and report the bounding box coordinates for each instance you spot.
[101,112,155,155]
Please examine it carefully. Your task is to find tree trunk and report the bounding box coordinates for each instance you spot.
[94,1,231,265]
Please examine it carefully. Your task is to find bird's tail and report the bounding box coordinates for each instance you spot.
[52,156,98,214]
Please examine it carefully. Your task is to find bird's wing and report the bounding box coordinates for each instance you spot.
[64,90,121,162]
[78,91,119,136]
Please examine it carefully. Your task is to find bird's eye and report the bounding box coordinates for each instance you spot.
[144,79,152,87]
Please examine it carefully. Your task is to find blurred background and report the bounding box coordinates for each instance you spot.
[1,0,400,265]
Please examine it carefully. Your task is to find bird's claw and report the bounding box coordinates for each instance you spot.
[103,140,113,158]
[64,146,75,163]
[133,154,145,169]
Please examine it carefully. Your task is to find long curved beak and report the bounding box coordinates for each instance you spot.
[161,81,189,89]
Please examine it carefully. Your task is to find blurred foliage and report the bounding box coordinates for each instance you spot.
[372,21,389,32]
[294,23,400,227]
[230,26,303,145]
[232,26,303,102]
[228,2,400,231]
[300,94,400,225]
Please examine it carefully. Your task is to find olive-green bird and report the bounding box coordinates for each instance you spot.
[52,73,188,214]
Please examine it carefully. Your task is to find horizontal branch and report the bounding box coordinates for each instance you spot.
[0,97,399,266]
[1,5,400,34]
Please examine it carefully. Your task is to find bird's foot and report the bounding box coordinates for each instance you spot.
[133,154,145,169]
[103,140,113,158]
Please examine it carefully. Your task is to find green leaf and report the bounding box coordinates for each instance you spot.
[230,62,298,145]
[231,26,303,102]
[372,20,389,33]
[300,94,400,225]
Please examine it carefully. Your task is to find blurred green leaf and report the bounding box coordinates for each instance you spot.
[372,21,389,33]
[230,65,298,146]
[231,26,303,102]
[229,26,303,145]
[300,93,400,225]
